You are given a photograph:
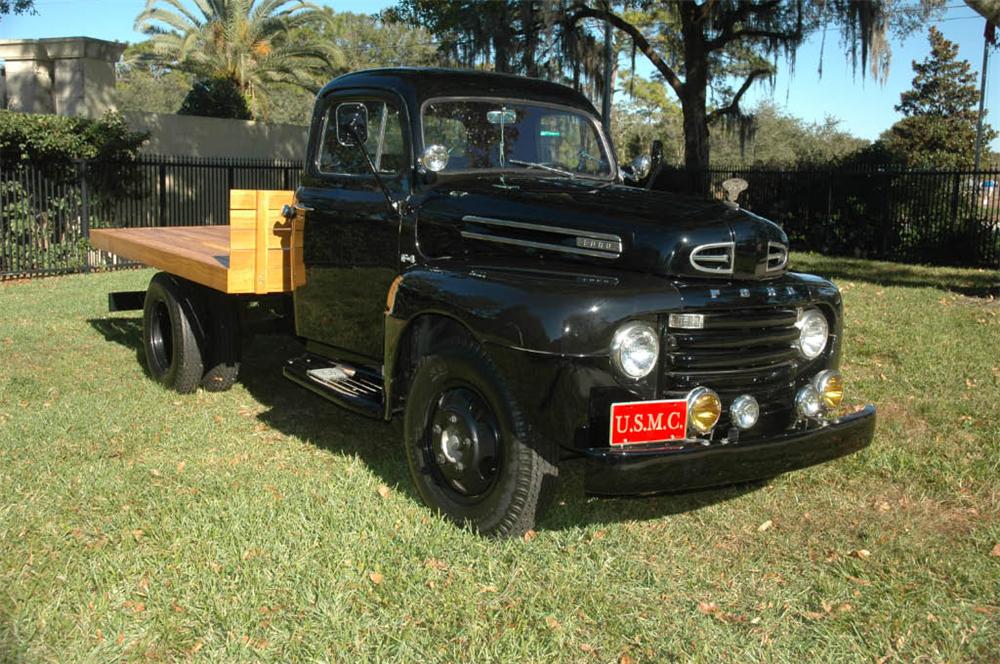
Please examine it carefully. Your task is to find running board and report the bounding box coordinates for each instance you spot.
[283,354,384,419]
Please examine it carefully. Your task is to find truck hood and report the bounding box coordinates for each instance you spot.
[413,175,789,280]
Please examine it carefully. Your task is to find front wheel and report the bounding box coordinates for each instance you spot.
[403,339,557,537]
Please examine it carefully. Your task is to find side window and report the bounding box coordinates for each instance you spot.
[318,99,405,176]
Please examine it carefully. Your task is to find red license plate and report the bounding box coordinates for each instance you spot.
[609,399,688,446]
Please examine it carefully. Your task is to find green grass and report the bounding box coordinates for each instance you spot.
[1,255,998,662]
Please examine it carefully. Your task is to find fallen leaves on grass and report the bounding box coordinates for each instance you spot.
[757,519,773,533]
[802,602,853,620]
[523,529,537,542]
[369,572,384,585]
[849,549,871,560]
[122,600,145,613]
[424,558,448,572]
[990,543,1000,557]
[697,601,747,623]
[545,616,561,630]
[377,484,391,499]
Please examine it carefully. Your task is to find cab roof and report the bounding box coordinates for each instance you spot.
[318,67,600,117]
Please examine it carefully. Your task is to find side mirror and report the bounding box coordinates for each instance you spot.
[630,154,652,180]
[336,102,368,147]
[621,154,652,184]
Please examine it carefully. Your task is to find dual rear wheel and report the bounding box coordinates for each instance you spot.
[142,272,240,394]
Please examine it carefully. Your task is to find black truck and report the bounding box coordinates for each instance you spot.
[93,68,876,537]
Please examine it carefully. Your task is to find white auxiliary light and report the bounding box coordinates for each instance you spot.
[795,384,824,420]
[730,394,760,430]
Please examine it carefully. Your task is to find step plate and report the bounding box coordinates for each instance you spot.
[284,354,384,419]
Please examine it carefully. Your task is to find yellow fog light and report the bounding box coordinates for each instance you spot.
[813,370,844,410]
[687,387,722,435]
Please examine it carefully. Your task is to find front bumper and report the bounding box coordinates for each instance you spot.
[583,405,876,496]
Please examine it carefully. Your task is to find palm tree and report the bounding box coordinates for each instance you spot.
[135,0,343,119]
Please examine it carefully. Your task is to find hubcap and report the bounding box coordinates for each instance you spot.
[426,387,500,497]
[150,300,173,369]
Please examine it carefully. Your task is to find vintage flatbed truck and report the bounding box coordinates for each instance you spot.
[91,68,876,537]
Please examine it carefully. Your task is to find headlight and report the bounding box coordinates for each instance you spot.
[687,387,722,435]
[610,321,659,379]
[813,370,844,409]
[795,308,829,359]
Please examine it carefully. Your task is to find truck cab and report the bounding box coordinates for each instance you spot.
[98,68,876,538]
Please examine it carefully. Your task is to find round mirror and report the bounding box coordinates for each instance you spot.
[419,144,450,173]
[630,154,652,180]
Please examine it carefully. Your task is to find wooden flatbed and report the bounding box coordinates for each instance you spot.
[90,190,297,295]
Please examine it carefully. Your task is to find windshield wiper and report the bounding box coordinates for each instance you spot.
[508,159,576,179]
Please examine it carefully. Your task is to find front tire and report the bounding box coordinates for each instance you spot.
[403,339,557,537]
[142,272,204,393]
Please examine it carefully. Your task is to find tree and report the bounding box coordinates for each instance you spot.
[384,1,609,101]
[265,9,443,125]
[114,42,193,115]
[564,1,941,189]
[0,0,34,19]
[134,0,343,120]
[879,26,995,169]
[178,76,253,119]
[709,102,868,166]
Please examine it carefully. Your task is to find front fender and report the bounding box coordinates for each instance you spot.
[386,258,682,357]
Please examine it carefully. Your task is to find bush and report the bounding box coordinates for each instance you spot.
[0,110,148,165]
[178,77,252,120]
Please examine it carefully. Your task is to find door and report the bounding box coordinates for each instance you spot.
[294,92,410,361]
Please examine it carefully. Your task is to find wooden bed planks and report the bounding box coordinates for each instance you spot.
[89,189,296,295]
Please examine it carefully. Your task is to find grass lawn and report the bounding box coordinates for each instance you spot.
[1,253,998,662]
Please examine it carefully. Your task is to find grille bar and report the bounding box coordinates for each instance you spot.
[661,306,801,403]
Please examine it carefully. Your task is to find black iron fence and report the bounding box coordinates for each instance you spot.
[4,155,1000,279]
[1,155,301,279]
[652,165,1000,269]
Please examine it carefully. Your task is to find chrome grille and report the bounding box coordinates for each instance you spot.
[766,242,788,273]
[661,307,799,413]
[689,242,734,274]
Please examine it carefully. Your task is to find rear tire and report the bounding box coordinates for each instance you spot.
[199,295,241,392]
[142,272,204,394]
[403,339,557,538]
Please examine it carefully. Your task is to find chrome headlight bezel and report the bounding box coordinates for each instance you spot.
[610,321,660,380]
[795,307,830,360]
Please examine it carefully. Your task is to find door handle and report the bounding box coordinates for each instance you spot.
[282,203,314,218]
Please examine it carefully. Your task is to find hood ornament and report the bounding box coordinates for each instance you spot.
[721,178,748,208]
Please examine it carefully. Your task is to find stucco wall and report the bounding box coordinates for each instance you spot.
[124,112,309,160]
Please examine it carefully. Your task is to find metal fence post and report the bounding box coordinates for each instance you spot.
[78,159,91,273]
[949,171,961,231]
[158,161,167,227]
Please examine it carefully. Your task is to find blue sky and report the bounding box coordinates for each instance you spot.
[2,0,997,149]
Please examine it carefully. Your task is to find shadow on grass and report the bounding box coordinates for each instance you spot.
[89,317,150,378]
[89,316,762,532]
[794,253,1000,298]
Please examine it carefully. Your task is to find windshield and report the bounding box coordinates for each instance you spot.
[422,99,613,178]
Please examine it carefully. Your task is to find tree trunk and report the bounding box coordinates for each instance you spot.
[680,4,711,195]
